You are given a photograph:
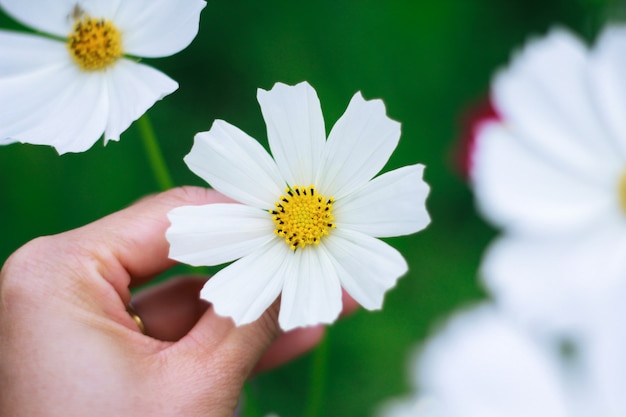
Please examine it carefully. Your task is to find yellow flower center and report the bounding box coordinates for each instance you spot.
[67,15,123,71]
[619,171,626,213]
[271,185,336,250]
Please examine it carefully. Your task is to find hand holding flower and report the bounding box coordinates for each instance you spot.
[0,187,356,417]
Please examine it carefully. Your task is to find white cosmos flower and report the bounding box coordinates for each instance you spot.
[0,0,205,154]
[378,304,626,417]
[471,25,626,333]
[166,81,430,331]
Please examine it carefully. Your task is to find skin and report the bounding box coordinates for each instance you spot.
[0,187,357,417]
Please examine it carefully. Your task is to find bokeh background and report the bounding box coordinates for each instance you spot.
[0,1,617,416]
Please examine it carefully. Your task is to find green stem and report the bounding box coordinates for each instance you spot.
[304,330,330,417]
[137,114,175,191]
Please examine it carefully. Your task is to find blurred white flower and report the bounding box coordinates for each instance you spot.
[377,304,626,417]
[0,0,205,153]
[166,81,430,330]
[471,25,626,333]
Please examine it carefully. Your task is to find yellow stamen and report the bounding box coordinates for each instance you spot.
[270,185,336,251]
[67,15,123,71]
[619,171,626,213]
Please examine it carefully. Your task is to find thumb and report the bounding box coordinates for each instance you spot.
[160,300,282,415]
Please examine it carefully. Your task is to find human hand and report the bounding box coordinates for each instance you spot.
[0,187,357,417]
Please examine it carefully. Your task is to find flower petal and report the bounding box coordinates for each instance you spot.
[184,121,285,209]
[78,0,123,21]
[114,0,206,58]
[0,31,67,76]
[584,297,626,411]
[103,59,178,143]
[472,122,617,235]
[166,203,276,266]
[322,228,407,310]
[0,52,109,153]
[481,223,626,334]
[316,91,401,198]
[0,0,76,37]
[257,81,326,186]
[417,304,568,417]
[590,24,626,158]
[279,247,343,331]
[0,33,71,146]
[334,164,430,237]
[492,27,622,178]
[200,240,289,326]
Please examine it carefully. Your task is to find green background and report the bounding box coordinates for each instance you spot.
[0,1,616,416]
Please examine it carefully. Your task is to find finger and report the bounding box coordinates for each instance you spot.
[131,276,209,341]
[183,298,282,361]
[339,289,361,317]
[254,325,325,373]
[65,187,231,300]
[158,288,361,413]
[176,288,360,363]
[160,300,282,414]
[254,290,360,373]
